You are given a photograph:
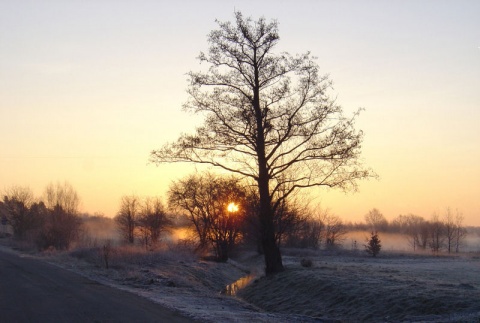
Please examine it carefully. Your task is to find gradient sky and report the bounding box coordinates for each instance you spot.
[1,1,479,225]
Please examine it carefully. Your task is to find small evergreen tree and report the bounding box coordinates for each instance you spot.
[365,231,381,257]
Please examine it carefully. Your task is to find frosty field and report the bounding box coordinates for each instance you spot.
[38,244,480,323]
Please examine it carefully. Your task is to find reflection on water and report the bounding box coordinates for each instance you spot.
[221,275,255,296]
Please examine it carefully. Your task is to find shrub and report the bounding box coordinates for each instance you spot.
[36,205,81,250]
[365,231,381,257]
[301,258,313,267]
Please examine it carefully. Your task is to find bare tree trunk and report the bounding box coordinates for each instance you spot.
[259,193,284,274]
[254,65,284,274]
[257,167,283,273]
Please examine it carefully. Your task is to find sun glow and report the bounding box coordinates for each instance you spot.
[227,202,239,213]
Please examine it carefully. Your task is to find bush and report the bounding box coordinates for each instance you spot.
[301,258,313,267]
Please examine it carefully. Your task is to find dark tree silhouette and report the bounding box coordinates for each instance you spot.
[322,211,348,248]
[36,204,82,250]
[151,12,373,274]
[1,186,35,239]
[138,197,170,249]
[429,213,445,253]
[168,172,247,262]
[365,208,388,233]
[393,214,428,251]
[115,195,139,244]
[43,181,80,215]
[38,182,82,250]
[244,189,309,251]
[365,231,381,257]
[442,207,467,254]
[2,197,31,239]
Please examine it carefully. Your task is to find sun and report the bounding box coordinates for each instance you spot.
[227,202,239,213]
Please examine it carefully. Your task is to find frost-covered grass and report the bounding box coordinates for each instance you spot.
[241,251,480,322]
[59,244,480,322]
[56,243,319,322]
[3,234,480,322]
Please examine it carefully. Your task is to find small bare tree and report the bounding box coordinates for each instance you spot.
[2,186,36,239]
[365,208,388,233]
[243,187,313,252]
[2,198,31,239]
[3,186,34,206]
[321,211,347,248]
[44,181,80,215]
[417,221,430,250]
[37,181,82,250]
[28,201,49,244]
[138,197,170,249]
[36,204,82,250]
[289,215,324,249]
[169,176,210,248]
[443,207,458,254]
[268,188,310,248]
[453,210,467,253]
[393,214,427,252]
[428,213,445,253]
[168,172,247,261]
[115,195,139,244]
[2,184,82,249]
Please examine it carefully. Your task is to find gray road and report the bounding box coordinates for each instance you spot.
[0,248,195,322]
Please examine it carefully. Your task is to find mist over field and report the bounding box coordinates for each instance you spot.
[343,230,480,253]
[78,214,480,254]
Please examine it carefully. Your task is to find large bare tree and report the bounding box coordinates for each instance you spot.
[151,12,373,274]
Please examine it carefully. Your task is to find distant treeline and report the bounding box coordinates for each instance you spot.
[341,209,471,253]
[1,179,475,258]
[0,182,81,250]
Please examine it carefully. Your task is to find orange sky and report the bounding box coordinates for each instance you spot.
[1,1,479,225]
